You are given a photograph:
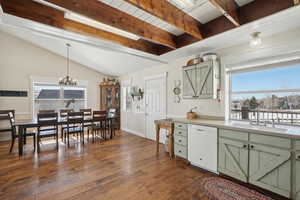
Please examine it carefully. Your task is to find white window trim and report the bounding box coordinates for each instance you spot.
[120,79,132,112]
[224,51,300,121]
[30,76,88,118]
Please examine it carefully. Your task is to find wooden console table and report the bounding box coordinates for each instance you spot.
[154,119,174,158]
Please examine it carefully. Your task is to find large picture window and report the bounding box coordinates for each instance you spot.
[33,82,87,116]
[229,63,300,126]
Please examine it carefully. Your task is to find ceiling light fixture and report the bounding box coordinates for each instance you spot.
[249,32,262,48]
[64,12,140,41]
[171,0,196,8]
[59,43,77,86]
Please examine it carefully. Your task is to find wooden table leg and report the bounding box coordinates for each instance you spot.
[18,125,23,156]
[168,127,174,159]
[156,124,160,156]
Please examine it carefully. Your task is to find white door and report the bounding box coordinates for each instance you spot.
[145,75,167,141]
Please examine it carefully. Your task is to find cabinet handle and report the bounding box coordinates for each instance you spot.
[298,155,300,159]
[179,140,182,142]
[243,144,247,148]
[250,145,254,149]
[200,158,202,160]
[179,150,182,153]
[197,129,205,132]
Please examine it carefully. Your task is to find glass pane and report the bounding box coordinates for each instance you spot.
[105,87,113,108]
[63,87,85,99]
[230,91,300,125]
[232,64,300,92]
[34,85,60,99]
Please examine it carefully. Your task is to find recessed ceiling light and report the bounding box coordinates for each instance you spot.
[249,32,262,48]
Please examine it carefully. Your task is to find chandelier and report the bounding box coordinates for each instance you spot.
[59,43,77,86]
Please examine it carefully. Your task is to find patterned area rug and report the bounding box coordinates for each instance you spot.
[200,177,274,200]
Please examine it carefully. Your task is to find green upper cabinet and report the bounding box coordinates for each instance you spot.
[249,144,292,198]
[182,60,220,99]
[218,137,249,182]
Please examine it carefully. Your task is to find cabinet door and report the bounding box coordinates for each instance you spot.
[249,144,291,198]
[218,138,249,182]
[295,152,300,200]
[196,63,213,99]
[182,65,197,98]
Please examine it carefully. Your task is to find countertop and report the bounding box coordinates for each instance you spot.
[172,118,300,139]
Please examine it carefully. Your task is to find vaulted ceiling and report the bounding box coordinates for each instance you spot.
[0,0,297,56]
[0,0,299,76]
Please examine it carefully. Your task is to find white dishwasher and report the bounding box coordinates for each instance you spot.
[188,124,218,173]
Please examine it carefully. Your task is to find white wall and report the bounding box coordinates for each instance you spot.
[0,31,109,119]
[120,28,300,137]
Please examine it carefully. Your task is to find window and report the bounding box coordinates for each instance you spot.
[121,86,132,112]
[33,82,87,116]
[229,63,300,126]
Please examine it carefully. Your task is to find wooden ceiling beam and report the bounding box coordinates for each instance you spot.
[123,0,203,40]
[43,0,177,49]
[209,0,240,26]
[163,0,294,54]
[0,0,162,55]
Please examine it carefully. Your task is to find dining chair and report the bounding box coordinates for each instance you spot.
[60,109,74,140]
[107,108,118,138]
[80,108,92,138]
[79,109,92,116]
[7,111,36,153]
[60,109,74,118]
[39,109,55,114]
[37,112,59,153]
[63,112,85,147]
[0,110,15,139]
[88,111,106,142]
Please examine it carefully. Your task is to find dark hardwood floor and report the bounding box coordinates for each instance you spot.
[0,131,213,200]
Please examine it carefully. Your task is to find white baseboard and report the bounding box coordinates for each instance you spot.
[121,128,145,138]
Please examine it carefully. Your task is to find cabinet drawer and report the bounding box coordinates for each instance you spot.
[249,134,291,149]
[174,135,187,146]
[174,144,187,159]
[219,129,248,141]
[296,140,300,150]
[174,129,187,137]
[175,123,187,130]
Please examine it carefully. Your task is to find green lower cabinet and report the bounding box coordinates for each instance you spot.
[249,144,292,198]
[218,137,249,182]
[296,153,300,200]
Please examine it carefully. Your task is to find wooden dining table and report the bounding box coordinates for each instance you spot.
[15,116,116,156]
